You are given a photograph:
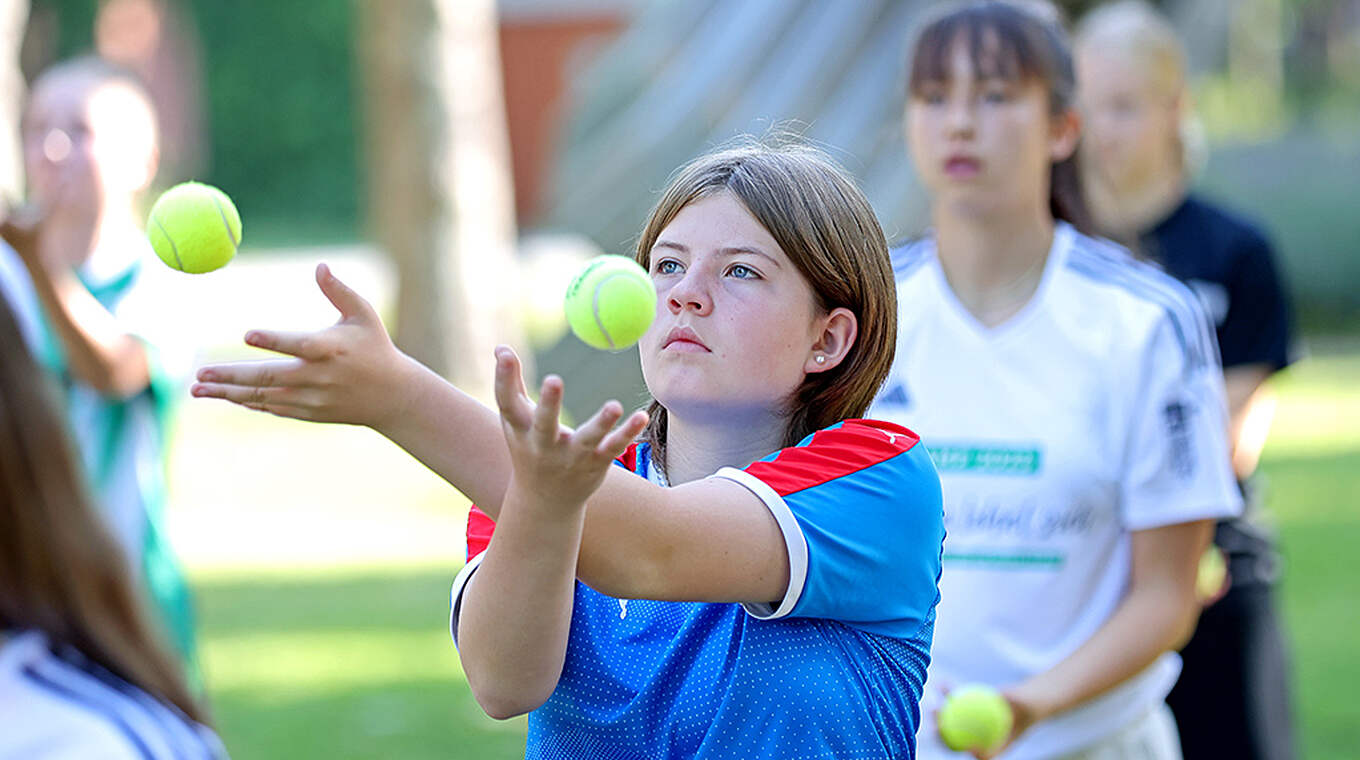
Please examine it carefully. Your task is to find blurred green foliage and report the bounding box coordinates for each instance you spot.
[1197,131,1360,331]
[31,1,1356,326]
[38,0,363,247]
[186,2,361,245]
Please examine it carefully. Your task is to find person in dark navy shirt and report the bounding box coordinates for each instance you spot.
[1143,198,1293,385]
[1077,3,1297,759]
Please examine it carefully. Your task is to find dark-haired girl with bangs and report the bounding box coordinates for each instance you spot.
[869,3,1241,758]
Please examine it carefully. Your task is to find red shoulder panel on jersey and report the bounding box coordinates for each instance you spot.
[744,419,920,497]
[464,442,643,561]
[466,506,494,561]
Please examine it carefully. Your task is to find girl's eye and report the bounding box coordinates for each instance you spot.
[916,88,946,106]
[983,89,1010,104]
[727,264,758,279]
[655,259,682,275]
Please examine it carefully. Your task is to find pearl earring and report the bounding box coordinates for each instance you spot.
[815,355,826,365]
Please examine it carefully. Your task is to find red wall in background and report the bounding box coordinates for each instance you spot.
[499,15,624,225]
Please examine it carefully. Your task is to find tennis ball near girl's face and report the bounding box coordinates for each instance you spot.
[146,181,242,274]
[564,255,657,351]
[938,685,1014,754]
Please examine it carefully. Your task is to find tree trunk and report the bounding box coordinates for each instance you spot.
[357,0,526,400]
[0,0,26,205]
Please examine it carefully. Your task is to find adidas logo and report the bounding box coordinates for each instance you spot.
[879,382,911,408]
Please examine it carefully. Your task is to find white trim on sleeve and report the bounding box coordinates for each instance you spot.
[448,551,487,646]
[711,466,809,620]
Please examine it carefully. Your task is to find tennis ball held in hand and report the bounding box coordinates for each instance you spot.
[938,685,1014,754]
[564,255,656,351]
[1196,545,1228,602]
[146,181,242,273]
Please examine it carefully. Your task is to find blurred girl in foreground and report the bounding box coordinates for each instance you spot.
[0,300,224,758]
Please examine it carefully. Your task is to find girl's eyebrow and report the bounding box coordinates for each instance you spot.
[654,239,781,267]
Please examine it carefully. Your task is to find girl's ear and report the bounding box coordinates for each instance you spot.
[1050,108,1082,163]
[805,307,857,375]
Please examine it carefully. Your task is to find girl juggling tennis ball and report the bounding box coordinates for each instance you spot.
[193,139,946,759]
[869,2,1241,758]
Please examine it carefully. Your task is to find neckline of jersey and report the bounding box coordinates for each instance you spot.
[927,222,1073,342]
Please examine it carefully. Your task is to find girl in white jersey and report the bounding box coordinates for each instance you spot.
[869,2,1241,758]
[0,300,224,758]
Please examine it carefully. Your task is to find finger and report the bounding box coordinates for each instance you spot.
[190,381,312,407]
[239,400,318,421]
[197,358,310,388]
[243,329,332,361]
[532,375,565,445]
[574,399,624,448]
[597,409,648,458]
[316,263,380,324]
[492,346,534,431]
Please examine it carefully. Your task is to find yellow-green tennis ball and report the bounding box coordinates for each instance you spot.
[938,685,1013,754]
[146,181,242,274]
[564,255,656,351]
[1196,545,1228,601]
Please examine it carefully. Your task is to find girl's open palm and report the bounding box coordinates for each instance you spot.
[192,263,418,428]
[493,346,647,509]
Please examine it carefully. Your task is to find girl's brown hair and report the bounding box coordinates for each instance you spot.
[0,301,207,724]
[633,137,897,471]
[908,0,1092,233]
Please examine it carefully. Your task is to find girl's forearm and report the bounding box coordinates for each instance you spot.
[372,358,513,511]
[1007,582,1198,722]
[26,262,149,397]
[370,361,785,605]
[371,363,667,590]
[456,482,586,719]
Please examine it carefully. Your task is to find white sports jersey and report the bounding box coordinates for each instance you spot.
[870,223,1241,759]
[0,631,225,759]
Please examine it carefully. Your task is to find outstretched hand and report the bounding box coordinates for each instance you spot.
[192,263,418,428]
[1,182,89,271]
[493,345,648,509]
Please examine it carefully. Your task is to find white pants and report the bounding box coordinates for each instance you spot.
[1058,704,1183,760]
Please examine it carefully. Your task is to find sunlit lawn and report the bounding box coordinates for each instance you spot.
[185,347,1360,759]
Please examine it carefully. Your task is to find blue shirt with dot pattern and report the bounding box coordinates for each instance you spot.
[460,420,943,759]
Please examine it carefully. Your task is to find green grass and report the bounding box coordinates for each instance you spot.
[1254,348,1360,759]
[192,349,1360,759]
[198,569,527,758]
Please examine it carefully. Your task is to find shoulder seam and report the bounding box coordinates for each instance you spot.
[21,663,157,759]
[890,238,933,280]
[1064,236,1216,370]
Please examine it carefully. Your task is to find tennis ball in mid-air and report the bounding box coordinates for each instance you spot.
[564,255,656,351]
[1196,545,1228,601]
[146,181,242,273]
[938,685,1013,754]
